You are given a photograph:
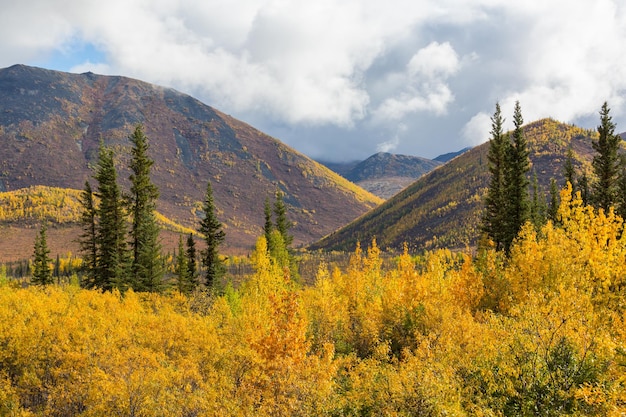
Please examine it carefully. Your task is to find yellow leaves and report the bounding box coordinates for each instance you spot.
[0,186,84,223]
[3,196,626,416]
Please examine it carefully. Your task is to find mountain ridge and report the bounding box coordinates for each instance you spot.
[319,152,442,198]
[0,64,382,256]
[310,118,597,252]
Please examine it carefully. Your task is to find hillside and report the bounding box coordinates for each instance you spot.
[310,119,596,252]
[0,65,382,257]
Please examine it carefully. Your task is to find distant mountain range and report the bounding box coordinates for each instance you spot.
[318,149,470,199]
[310,119,598,252]
[0,64,382,257]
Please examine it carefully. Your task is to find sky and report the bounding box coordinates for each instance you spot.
[2,0,626,162]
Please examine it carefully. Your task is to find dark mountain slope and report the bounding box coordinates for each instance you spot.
[0,65,381,253]
[310,119,596,252]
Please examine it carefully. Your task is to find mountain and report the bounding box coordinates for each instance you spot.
[0,64,382,257]
[344,152,441,182]
[319,152,441,199]
[433,147,472,163]
[309,119,597,252]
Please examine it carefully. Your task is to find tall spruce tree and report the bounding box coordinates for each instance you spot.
[94,141,129,291]
[32,223,53,286]
[199,180,225,288]
[274,190,293,248]
[504,101,530,253]
[264,197,273,252]
[78,180,98,288]
[482,102,510,251]
[128,125,163,292]
[591,102,622,212]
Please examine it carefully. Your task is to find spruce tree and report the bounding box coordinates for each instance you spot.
[185,233,198,289]
[548,178,560,223]
[199,180,225,288]
[264,197,273,252]
[504,101,530,253]
[578,172,591,207]
[94,141,129,291]
[175,235,191,295]
[616,156,626,219]
[274,190,293,248]
[530,171,546,231]
[78,180,98,288]
[32,223,53,286]
[128,125,163,292]
[563,148,576,189]
[53,254,60,279]
[482,102,510,251]
[591,102,622,212]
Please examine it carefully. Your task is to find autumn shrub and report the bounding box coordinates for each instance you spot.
[1,187,626,415]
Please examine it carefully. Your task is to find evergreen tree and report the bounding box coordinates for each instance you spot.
[563,148,576,189]
[530,171,546,231]
[504,101,530,253]
[578,172,590,207]
[274,190,293,248]
[32,223,53,286]
[175,235,191,295]
[53,254,60,279]
[78,181,98,288]
[591,102,622,212]
[482,102,510,251]
[548,178,560,223]
[264,197,273,252]
[94,141,129,291]
[185,233,198,289]
[616,155,626,219]
[199,180,225,288]
[128,125,163,292]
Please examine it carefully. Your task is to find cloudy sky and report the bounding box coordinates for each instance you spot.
[2,0,626,161]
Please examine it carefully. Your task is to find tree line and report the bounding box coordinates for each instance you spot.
[31,125,294,293]
[481,100,625,253]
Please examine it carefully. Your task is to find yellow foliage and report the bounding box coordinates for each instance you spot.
[1,200,626,415]
[0,186,84,223]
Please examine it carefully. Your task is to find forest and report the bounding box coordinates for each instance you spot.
[1,103,626,415]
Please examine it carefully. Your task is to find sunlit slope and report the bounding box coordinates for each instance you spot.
[310,119,596,252]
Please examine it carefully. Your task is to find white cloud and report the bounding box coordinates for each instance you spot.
[462,112,491,146]
[407,42,460,79]
[3,0,626,160]
[373,42,460,122]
